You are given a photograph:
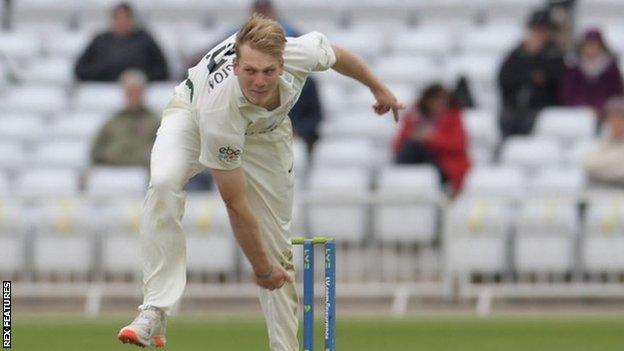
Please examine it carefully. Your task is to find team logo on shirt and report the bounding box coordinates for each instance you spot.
[218,146,242,163]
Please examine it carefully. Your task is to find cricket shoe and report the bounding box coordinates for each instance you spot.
[118,305,167,348]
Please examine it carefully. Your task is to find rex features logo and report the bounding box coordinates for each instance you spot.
[217,146,242,164]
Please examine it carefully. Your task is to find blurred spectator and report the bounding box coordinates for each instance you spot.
[584,96,624,187]
[75,2,169,82]
[91,70,160,167]
[290,78,323,154]
[392,83,471,196]
[560,29,624,119]
[547,0,578,51]
[249,0,299,37]
[498,9,565,138]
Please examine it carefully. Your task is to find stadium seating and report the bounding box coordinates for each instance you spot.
[312,138,378,169]
[47,113,108,142]
[462,166,526,199]
[20,58,74,87]
[514,199,578,274]
[29,140,91,170]
[15,168,80,197]
[373,165,442,244]
[0,142,27,172]
[463,109,500,165]
[534,107,596,148]
[583,199,624,273]
[4,86,67,115]
[308,167,370,242]
[500,137,563,175]
[390,26,454,58]
[0,114,46,144]
[444,197,513,274]
[73,83,124,113]
[86,167,148,197]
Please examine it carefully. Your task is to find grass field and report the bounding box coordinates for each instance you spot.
[10,314,624,350]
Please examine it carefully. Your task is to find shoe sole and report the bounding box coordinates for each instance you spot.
[118,327,166,348]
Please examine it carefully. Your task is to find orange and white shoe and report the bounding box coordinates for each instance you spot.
[118,306,167,348]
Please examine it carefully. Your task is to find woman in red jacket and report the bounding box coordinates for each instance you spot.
[392,83,471,195]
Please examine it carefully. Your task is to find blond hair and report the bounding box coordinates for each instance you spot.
[235,14,286,60]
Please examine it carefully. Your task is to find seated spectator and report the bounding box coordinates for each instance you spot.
[392,83,471,196]
[498,9,564,138]
[584,96,624,187]
[560,28,624,120]
[91,70,160,167]
[75,2,169,82]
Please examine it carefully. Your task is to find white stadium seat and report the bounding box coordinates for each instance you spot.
[462,166,526,199]
[458,24,522,56]
[0,201,27,275]
[97,198,144,235]
[564,139,593,167]
[374,55,441,87]
[292,138,308,188]
[41,30,91,59]
[330,29,384,62]
[29,141,91,169]
[391,26,454,57]
[86,167,148,197]
[48,113,108,142]
[20,58,74,86]
[444,197,513,274]
[500,137,563,174]
[33,234,94,274]
[73,83,124,113]
[0,31,41,61]
[186,234,237,274]
[183,195,231,235]
[0,142,27,171]
[583,199,624,272]
[313,138,377,169]
[528,167,586,198]
[319,111,396,145]
[535,107,596,147]
[101,235,141,275]
[463,109,500,165]
[4,86,67,115]
[0,114,46,144]
[374,165,442,244]
[27,198,98,234]
[0,172,10,195]
[15,168,80,197]
[146,83,177,114]
[308,167,370,242]
[0,234,26,275]
[514,199,578,273]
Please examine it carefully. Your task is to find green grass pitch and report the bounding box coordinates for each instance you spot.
[10,314,624,350]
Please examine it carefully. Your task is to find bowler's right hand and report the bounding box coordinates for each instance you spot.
[255,264,293,291]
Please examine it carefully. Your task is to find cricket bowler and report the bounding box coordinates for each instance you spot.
[118,14,404,350]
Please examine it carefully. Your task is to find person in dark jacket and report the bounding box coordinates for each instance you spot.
[498,9,565,138]
[75,2,169,82]
[560,28,624,119]
[289,78,323,154]
[392,83,471,196]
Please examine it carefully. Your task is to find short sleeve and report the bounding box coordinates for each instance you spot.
[285,31,337,73]
[197,109,245,170]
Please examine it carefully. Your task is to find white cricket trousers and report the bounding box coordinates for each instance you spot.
[139,97,300,351]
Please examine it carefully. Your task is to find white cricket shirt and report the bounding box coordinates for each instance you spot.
[173,31,336,170]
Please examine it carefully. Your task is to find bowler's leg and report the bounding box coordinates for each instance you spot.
[139,100,203,314]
